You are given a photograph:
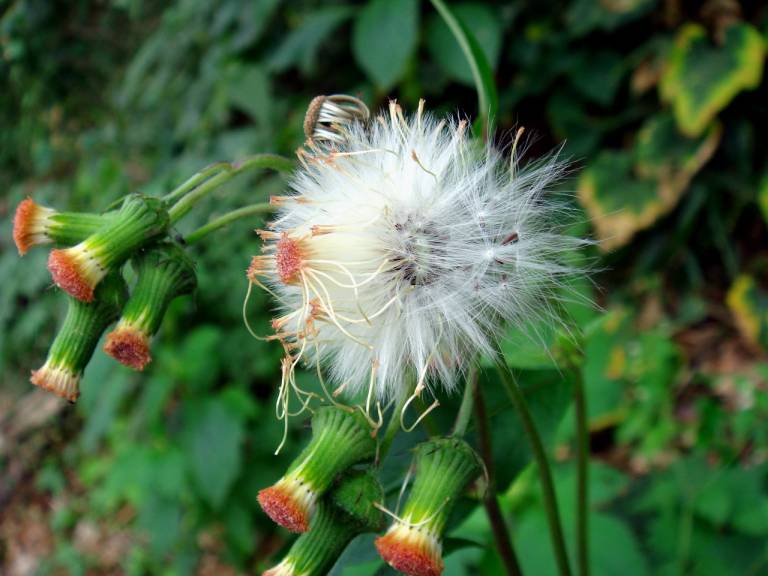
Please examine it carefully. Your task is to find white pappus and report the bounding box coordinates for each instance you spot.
[248,99,586,431]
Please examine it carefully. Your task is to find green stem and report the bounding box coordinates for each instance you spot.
[184,203,274,245]
[162,162,233,204]
[377,392,409,465]
[492,346,572,576]
[573,368,590,576]
[474,384,524,576]
[168,154,294,224]
[452,364,477,437]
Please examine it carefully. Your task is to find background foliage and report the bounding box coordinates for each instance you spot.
[2,0,768,574]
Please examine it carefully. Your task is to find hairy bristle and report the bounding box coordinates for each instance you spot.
[104,327,151,370]
[48,249,95,302]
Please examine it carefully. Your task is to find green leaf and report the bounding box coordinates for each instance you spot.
[568,51,626,106]
[425,3,503,85]
[183,396,245,509]
[269,6,353,75]
[428,0,498,132]
[566,0,656,37]
[727,274,768,351]
[578,112,720,251]
[660,23,765,137]
[352,0,419,90]
[759,172,768,225]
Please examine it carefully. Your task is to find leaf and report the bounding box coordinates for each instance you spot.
[568,50,626,106]
[566,0,656,37]
[428,0,498,131]
[183,396,245,509]
[578,114,720,251]
[660,23,765,137]
[727,274,768,350]
[268,6,353,75]
[425,3,503,85]
[352,0,419,90]
[759,172,768,225]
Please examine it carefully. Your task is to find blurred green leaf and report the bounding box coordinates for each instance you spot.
[352,0,418,90]
[566,0,656,37]
[660,23,765,137]
[727,274,768,350]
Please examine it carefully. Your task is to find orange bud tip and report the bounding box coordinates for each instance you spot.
[257,484,311,533]
[104,326,151,370]
[13,197,51,255]
[48,249,95,302]
[30,364,80,402]
[375,527,444,576]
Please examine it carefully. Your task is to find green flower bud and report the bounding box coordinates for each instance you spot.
[258,407,376,533]
[13,197,111,255]
[375,437,481,576]
[47,194,169,302]
[31,273,128,402]
[103,243,196,370]
[263,470,384,576]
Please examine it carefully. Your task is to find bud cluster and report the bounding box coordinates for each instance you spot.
[259,406,480,576]
[12,194,197,400]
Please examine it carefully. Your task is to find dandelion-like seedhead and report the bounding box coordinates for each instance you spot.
[249,101,585,412]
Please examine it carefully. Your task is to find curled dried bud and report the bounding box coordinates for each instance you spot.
[263,470,384,576]
[31,273,128,401]
[303,94,369,145]
[104,243,196,370]
[13,197,109,255]
[258,407,376,532]
[376,438,481,576]
[48,194,169,302]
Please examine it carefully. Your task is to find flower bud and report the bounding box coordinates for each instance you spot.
[263,470,384,576]
[103,243,196,370]
[31,273,128,401]
[13,197,110,255]
[48,194,170,302]
[258,407,376,533]
[375,438,481,576]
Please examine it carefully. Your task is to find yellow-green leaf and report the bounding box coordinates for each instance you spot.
[660,23,765,137]
[727,275,768,350]
[759,172,768,225]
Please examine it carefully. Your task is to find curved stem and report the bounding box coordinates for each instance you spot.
[184,203,274,245]
[492,346,572,576]
[377,392,410,465]
[168,154,294,224]
[162,162,233,204]
[452,364,477,437]
[475,383,524,576]
[573,368,590,576]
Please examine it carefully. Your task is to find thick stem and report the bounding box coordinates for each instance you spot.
[573,368,590,576]
[492,347,572,576]
[452,364,477,437]
[184,203,274,244]
[168,154,294,224]
[475,384,524,576]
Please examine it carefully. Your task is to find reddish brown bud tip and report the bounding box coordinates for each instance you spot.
[104,326,151,370]
[375,528,444,576]
[13,197,49,255]
[30,364,80,402]
[258,484,311,533]
[48,249,95,302]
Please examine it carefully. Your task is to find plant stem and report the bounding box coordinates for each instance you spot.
[184,203,273,245]
[167,154,294,224]
[474,384,524,576]
[492,348,572,576]
[377,392,409,465]
[162,162,233,204]
[573,368,590,576]
[452,364,477,437]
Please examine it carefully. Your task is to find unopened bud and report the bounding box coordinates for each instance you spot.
[31,273,127,401]
[376,438,481,576]
[263,470,384,576]
[258,407,376,533]
[303,94,369,145]
[103,243,196,370]
[13,197,110,255]
[48,194,169,302]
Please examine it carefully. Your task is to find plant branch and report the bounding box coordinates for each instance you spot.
[492,346,572,576]
[453,364,477,437]
[184,203,274,245]
[475,383,524,576]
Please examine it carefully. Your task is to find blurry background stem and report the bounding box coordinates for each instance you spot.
[493,346,572,576]
[474,375,524,576]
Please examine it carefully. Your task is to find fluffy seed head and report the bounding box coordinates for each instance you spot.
[250,101,585,403]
